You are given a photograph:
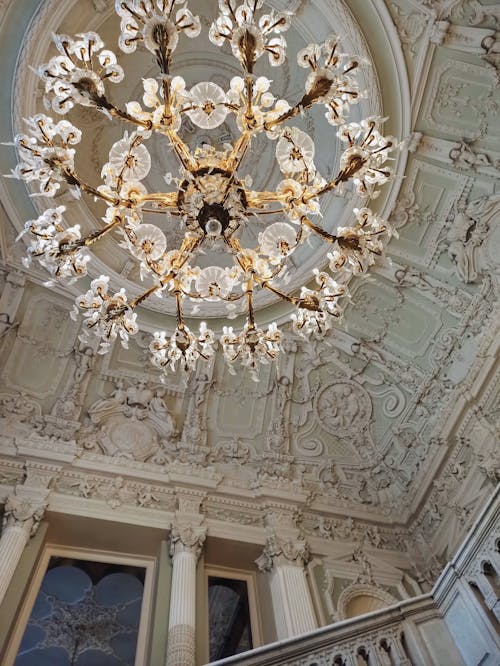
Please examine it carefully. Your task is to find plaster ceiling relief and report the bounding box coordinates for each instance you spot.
[0,0,498,576]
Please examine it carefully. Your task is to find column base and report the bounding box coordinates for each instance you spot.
[166,623,195,666]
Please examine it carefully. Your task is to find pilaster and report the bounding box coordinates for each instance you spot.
[256,533,317,639]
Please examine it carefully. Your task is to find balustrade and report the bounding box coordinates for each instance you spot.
[209,487,500,666]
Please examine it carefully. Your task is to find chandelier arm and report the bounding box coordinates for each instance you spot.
[164,128,198,172]
[174,288,185,328]
[142,207,181,215]
[263,103,301,132]
[143,254,168,278]
[248,207,285,216]
[303,160,365,203]
[258,279,298,306]
[111,232,203,317]
[264,76,346,133]
[59,214,125,252]
[226,131,253,172]
[300,216,338,244]
[173,234,203,268]
[162,78,173,118]
[128,236,202,310]
[106,102,154,131]
[214,132,254,207]
[245,76,254,116]
[179,288,245,302]
[129,281,167,309]
[223,102,241,112]
[246,286,256,328]
[55,165,120,205]
[135,191,179,207]
[245,190,285,207]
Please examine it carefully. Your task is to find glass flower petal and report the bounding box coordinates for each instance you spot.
[276,127,315,174]
[131,224,167,261]
[195,266,233,300]
[185,82,228,129]
[259,222,297,262]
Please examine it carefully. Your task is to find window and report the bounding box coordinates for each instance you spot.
[15,557,145,666]
[206,568,261,660]
[5,547,155,666]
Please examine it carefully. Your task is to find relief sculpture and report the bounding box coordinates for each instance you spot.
[315,381,372,436]
[78,381,177,461]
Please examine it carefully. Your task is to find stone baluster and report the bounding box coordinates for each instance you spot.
[355,643,384,666]
[256,534,317,639]
[166,522,206,666]
[0,494,46,605]
[359,633,412,666]
[388,631,413,665]
[374,640,393,666]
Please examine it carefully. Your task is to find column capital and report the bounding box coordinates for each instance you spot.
[256,533,311,572]
[169,521,207,560]
[2,494,47,537]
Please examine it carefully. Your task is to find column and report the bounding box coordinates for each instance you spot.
[375,634,412,666]
[166,522,206,666]
[0,495,46,605]
[256,534,317,639]
[389,633,413,665]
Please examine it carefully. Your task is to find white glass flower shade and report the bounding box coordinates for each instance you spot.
[108,136,151,181]
[259,222,297,262]
[132,224,167,261]
[195,266,233,300]
[276,127,315,174]
[185,82,228,129]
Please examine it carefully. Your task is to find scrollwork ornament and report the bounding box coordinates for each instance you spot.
[210,438,252,464]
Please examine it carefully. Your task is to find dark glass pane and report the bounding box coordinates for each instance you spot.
[208,576,253,660]
[15,557,145,666]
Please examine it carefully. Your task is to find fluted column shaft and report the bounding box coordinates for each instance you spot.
[0,493,46,607]
[166,549,197,666]
[257,534,317,640]
[166,523,206,666]
[269,561,317,638]
[0,522,32,606]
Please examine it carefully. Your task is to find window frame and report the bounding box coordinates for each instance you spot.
[4,544,156,666]
[205,564,263,660]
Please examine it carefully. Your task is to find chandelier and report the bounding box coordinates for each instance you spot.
[11,0,397,378]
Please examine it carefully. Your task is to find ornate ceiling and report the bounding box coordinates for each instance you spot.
[0,0,498,593]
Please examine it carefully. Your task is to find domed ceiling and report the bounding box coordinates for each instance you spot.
[0,0,498,587]
[6,0,405,325]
